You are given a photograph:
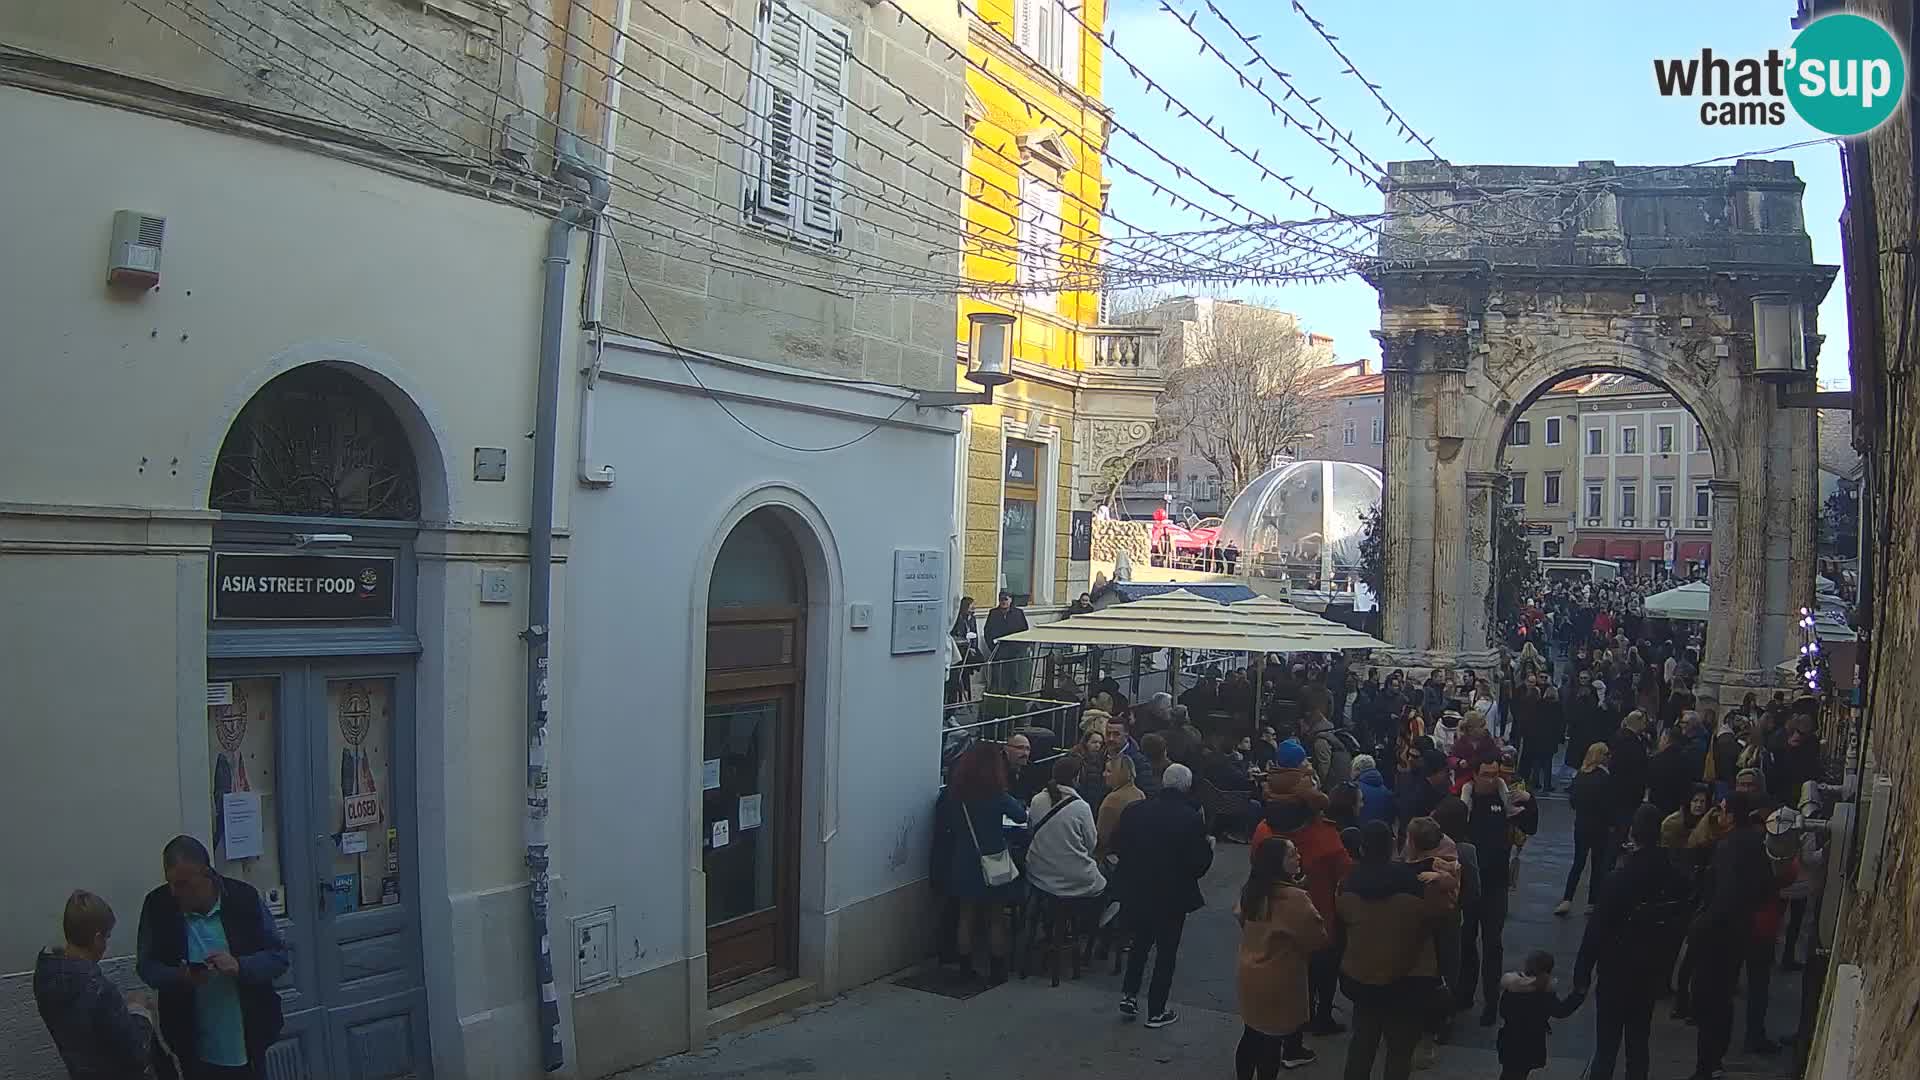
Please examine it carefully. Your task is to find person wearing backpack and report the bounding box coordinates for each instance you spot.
[1304,710,1355,787]
[1573,804,1693,1080]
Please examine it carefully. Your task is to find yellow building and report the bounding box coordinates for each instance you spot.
[954,0,1163,614]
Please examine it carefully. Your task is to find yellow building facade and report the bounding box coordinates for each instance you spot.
[954,0,1162,614]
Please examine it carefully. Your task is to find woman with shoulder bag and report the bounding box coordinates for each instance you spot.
[1235,837,1328,1077]
[941,743,1028,983]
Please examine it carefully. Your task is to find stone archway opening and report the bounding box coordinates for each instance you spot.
[1366,158,1836,704]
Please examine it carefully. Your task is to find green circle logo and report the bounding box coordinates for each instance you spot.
[1787,14,1907,136]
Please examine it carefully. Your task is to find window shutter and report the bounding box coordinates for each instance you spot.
[1017,174,1040,298]
[749,0,808,224]
[1015,0,1037,59]
[1058,1,1080,86]
[800,12,850,240]
[1019,178,1061,310]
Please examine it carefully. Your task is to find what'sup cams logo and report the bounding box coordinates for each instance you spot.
[1654,13,1907,136]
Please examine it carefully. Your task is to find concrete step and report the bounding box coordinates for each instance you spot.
[705,978,816,1037]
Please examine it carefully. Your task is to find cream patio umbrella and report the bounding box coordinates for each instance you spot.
[1644,582,1711,621]
[1000,590,1364,653]
[1229,595,1391,651]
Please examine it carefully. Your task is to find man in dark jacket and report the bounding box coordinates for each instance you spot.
[1608,715,1652,825]
[1523,678,1566,792]
[137,836,290,1080]
[1337,820,1452,1080]
[1460,754,1538,1022]
[35,890,167,1080]
[1574,805,1693,1080]
[1111,764,1214,1028]
[981,591,1029,693]
[1686,794,1776,1080]
[1396,750,1452,830]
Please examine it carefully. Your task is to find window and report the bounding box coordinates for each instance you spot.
[1016,175,1064,310]
[1621,426,1639,454]
[1370,416,1384,444]
[1656,484,1674,520]
[1695,484,1712,520]
[1510,419,1532,447]
[1586,485,1603,520]
[1342,419,1357,446]
[1586,426,1605,455]
[1656,424,1676,454]
[744,0,850,244]
[1017,0,1082,83]
[1000,440,1044,605]
[213,365,421,519]
[1545,416,1562,446]
[1544,472,1562,506]
[1620,482,1638,522]
[1508,473,1527,506]
[1692,421,1708,452]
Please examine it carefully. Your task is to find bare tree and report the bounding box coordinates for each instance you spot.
[1143,301,1332,503]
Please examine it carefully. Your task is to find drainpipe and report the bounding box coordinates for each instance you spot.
[526,127,611,1079]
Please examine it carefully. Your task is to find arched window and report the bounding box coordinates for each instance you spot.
[709,511,804,609]
[212,365,420,519]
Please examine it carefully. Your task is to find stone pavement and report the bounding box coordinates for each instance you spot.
[630,799,1804,1080]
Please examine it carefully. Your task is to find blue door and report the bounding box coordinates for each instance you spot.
[207,663,431,1079]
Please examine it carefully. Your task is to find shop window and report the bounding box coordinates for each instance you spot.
[208,678,283,900]
[213,365,420,519]
[1001,440,1043,605]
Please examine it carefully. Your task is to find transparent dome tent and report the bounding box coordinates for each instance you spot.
[1216,459,1382,591]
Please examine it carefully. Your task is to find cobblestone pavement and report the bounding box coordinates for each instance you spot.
[631,798,1806,1080]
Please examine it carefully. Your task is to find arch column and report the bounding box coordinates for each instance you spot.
[1463,470,1505,660]
[1381,371,1422,656]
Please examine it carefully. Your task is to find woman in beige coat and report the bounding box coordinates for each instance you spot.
[1235,836,1329,1077]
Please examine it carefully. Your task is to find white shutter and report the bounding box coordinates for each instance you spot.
[748,0,808,225]
[799,11,850,241]
[1019,177,1061,311]
[1058,1,1080,86]
[1014,0,1037,60]
[1017,174,1041,301]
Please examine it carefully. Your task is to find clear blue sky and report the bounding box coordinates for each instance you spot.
[1103,0,1850,386]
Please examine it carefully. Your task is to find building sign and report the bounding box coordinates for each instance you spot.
[1004,442,1037,484]
[891,599,942,655]
[892,549,947,602]
[1525,523,1553,536]
[1070,511,1094,562]
[213,553,395,621]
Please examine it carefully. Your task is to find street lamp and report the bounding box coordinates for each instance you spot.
[1752,294,1808,378]
[917,311,1015,407]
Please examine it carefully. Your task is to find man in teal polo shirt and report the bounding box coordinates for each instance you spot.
[138,836,288,1080]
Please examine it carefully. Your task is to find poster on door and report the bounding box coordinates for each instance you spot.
[328,679,397,908]
[207,678,283,898]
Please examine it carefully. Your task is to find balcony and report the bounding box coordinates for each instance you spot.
[1087,325,1163,375]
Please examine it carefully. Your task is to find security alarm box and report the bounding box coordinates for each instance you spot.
[108,210,165,289]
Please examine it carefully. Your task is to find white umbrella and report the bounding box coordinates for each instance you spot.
[1644,582,1710,621]
[1001,590,1376,653]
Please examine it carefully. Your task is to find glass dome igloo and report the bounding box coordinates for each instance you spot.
[1216,458,1383,587]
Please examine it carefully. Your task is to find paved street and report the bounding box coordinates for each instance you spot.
[632,798,1804,1080]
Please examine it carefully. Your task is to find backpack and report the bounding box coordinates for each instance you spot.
[1315,728,1358,786]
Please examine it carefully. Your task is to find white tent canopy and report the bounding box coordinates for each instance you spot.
[1001,590,1386,653]
[1644,582,1710,621]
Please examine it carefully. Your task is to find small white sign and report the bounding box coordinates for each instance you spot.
[710,819,730,849]
[343,792,382,830]
[222,792,263,861]
[890,599,943,655]
[702,759,721,792]
[207,682,233,707]
[738,793,763,830]
[339,830,369,855]
[892,549,947,602]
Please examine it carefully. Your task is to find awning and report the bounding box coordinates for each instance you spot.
[1606,539,1642,560]
[1677,540,1711,562]
[1570,539,1606,558]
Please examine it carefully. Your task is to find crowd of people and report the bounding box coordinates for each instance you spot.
[930,579,1832,1080]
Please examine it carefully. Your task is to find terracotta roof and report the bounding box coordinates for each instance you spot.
[1322,372,1384,396]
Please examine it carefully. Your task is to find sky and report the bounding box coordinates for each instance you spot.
[1101,0,1851,387]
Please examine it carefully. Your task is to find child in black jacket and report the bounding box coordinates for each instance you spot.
[1496,950,1586,1080]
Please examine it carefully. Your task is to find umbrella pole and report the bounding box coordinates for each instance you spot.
[1130,647,1144,702]
[1171,647,1184,701]
[1251,651,1267,735]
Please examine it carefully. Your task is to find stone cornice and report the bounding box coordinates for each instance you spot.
[1366,258,1838,295]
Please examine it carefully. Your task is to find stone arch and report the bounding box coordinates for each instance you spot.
[1472,338,1737,482]
[198,341,453,522]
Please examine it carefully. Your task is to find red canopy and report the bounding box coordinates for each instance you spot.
[1606,539,1642,560]
[1677,540,1711,561]
[1570,539,1606,558]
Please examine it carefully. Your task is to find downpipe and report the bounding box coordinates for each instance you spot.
[526,149,610,1073]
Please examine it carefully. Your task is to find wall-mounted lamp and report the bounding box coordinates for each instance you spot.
[1754,294,1852,411]
[917,312,1016,408]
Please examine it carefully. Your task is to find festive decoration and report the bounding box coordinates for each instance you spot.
[1796,606,1830,697]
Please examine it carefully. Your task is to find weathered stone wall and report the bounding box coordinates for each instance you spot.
[1831,2,1920,1075]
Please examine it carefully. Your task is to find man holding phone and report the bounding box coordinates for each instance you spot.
[137,835,289,1079]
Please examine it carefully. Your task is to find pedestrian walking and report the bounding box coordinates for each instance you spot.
[1557,743,1616,917]
[1494,950,1586,1080]
[1575,805,1693,1080]
[1336,821,1452,1080]
[34,889,170,1080]
[1686,792,1776,1080]
[1112,763,1214,1029]
[136,835,290,1080]
[1252,797,1353,1034]
[1459,753,1538,1023]
[1234,837,1328,1077]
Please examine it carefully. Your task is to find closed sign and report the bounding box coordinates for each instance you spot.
[344,793,383,829]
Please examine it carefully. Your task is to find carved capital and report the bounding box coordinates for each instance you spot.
[1707,478,1741,496]
[1380,328,1472,373]
[1465,470,1507,493]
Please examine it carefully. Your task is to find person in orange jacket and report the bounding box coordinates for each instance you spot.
[1254,797,1354,1035]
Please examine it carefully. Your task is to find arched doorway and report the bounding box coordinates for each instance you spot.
[702,509,807,997]
[207,363,434,1079]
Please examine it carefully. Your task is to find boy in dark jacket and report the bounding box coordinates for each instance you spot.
[1496,949,1586,1079]
[33,890,166,1080]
